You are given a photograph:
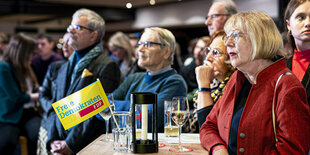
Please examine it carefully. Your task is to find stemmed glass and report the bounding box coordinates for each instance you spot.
[169,96,192,152]
[99,93,115,141]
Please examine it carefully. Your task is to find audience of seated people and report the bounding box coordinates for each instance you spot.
[1,0,310,154]
[0,33,40,155]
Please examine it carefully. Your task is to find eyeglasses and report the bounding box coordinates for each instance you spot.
[137,41,166,48]
[204,47,224,58]
[67,24,94,32]
[222,31,246,45]
[205,14,230,20]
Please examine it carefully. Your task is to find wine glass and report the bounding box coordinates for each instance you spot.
[99,93,115,141]
[169,96,192,152]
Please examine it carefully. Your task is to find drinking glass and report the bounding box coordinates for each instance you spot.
[164,100,179,137]
[169,96,192,152]
[99,93,115,141]
[111,111,131,152]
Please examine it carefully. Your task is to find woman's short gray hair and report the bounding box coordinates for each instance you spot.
[144,27,176,64]
[73,8,105,42]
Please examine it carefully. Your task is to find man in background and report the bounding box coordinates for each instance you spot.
[205,0,237,36]
[31,34,63,85]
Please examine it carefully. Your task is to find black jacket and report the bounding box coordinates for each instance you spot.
[40,53,120,153]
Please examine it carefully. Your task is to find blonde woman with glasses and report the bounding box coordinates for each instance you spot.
[200,11,310,154]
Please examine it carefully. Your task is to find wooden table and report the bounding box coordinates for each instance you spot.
[78,133,209,155]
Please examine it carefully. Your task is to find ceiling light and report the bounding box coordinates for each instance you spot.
[150,0,156,5]
[126,2,132,9]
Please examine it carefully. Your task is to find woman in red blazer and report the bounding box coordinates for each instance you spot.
[200,11,310,155]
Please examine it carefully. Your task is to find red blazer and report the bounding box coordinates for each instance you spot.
[200,59,310,154]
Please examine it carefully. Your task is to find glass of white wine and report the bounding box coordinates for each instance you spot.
[169,96,192,152]
[99,93,115,141]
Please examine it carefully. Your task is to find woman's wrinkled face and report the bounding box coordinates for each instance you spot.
[224,29,252,69]
[287,1,310,48]
[204,36,229,77]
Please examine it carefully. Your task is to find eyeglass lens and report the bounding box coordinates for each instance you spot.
[137,41,164,48]
[204,47,222,58]
[223,31,240,45]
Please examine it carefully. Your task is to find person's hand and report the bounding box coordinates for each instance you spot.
[213,148,229,155]
[195,62,214,88]
[50,140,73,155]
[212,58,228,78]
[29,92,39,102]
[50,140,60,154]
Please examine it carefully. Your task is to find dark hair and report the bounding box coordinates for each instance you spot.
[284,0,310,50]
[3,33,38,92]
[38,33,54,43]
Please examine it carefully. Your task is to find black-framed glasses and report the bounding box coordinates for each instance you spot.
[137,41,166,48]
[222,31,246,45]
[67,24,94,32]
[205,14,230,20]
[204,47,224,58]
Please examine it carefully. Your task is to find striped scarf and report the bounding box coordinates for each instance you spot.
[69,44,103,85]
[193,68,236,105]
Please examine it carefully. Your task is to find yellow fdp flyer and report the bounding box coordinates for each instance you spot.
[52,80,109,130]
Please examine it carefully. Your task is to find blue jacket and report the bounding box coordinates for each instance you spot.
[113,69,187,132]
